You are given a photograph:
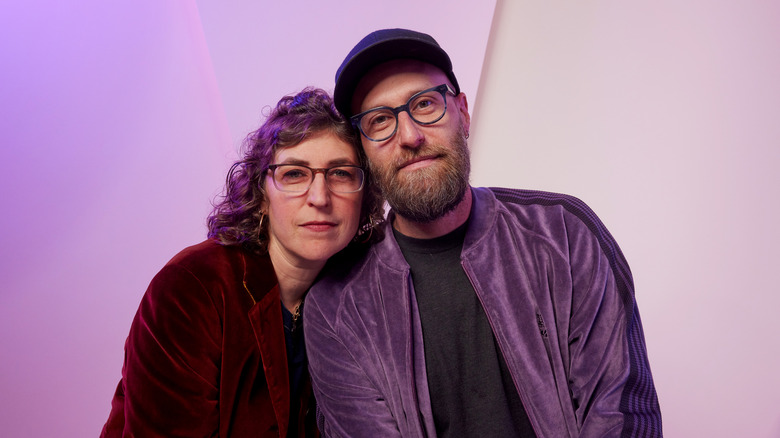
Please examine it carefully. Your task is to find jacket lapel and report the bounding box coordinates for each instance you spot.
[243,253,290,438]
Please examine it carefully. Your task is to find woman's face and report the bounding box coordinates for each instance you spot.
[264,131,364,270]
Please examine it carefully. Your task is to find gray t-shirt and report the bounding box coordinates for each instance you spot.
[394,222,535,437]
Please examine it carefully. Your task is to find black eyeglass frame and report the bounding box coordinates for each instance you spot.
[266,164,366,194]
[350,84,457,142]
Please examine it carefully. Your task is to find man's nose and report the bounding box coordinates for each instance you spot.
[395,111,424,149]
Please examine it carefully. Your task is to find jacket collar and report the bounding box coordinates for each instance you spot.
[462,187,497,252]
[376,187,498,266]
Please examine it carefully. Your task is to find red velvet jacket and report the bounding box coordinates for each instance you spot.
[101,239,316,437]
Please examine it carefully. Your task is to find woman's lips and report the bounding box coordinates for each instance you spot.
[301,221,336,232]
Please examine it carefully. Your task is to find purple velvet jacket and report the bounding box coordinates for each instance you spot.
[101,239,316,437]
[305,187,661,437]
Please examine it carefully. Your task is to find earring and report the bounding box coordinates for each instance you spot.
[258,212,265,230]
[354,226,373,244]
[354,215,381,243]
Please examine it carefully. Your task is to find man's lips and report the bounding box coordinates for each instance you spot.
[398,155,441,171]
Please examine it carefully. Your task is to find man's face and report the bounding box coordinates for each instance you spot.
[353,59,472,223]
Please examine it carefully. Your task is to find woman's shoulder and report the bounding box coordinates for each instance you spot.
[145,240,274,308]
[165,239,268,274]
[152,240,253,288]
[168,239,233,263]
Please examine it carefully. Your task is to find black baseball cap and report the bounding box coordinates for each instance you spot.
[333,28,460,118]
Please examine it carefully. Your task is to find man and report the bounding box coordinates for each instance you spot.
[305,28,662,437]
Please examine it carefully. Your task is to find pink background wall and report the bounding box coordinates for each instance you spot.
[1,1,777,436]
[470,2,780,436]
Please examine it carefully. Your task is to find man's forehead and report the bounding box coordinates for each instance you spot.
[352,59,449,112]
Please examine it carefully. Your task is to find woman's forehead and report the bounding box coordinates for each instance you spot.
[273,131,358,165]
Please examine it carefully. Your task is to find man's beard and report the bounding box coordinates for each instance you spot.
[369,123,470,223]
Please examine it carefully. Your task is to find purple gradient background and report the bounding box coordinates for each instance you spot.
[1,1,777,436]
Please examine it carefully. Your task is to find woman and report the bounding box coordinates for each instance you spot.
[101,88,383,437]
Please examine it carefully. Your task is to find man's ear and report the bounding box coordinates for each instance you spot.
[455,93,471,134]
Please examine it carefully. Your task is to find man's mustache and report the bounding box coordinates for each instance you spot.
[390,144,449,171]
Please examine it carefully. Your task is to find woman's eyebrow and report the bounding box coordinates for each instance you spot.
[276,157,357,167]
[326,158,358,166]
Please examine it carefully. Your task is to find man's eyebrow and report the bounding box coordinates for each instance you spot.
[366,85,436,109]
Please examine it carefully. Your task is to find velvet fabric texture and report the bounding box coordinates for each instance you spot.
[101,239,316,437]
[306,187,662,437]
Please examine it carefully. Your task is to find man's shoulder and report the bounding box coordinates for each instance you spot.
[314,245,376,291]
[485,187,587,210]
[471,186,619,249]
[481,187,602,225]
[311,235,408,302]
[482,187,628,273]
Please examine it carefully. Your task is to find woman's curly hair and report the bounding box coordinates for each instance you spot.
[207,87,384,254]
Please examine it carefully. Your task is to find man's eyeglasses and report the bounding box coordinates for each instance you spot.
[267,164,365,193]
[350,84,456,142]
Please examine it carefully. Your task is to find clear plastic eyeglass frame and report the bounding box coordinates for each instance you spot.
[266,164,365,193]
